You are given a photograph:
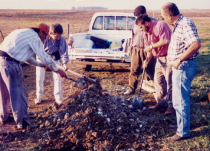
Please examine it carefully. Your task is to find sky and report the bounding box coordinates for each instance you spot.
[0,0,209,10]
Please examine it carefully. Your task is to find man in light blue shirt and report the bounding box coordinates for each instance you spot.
[35,23,69,105]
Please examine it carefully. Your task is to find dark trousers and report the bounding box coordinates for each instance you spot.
[129,47,156,91]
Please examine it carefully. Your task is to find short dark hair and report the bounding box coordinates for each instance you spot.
[162,2,180,16]
[30,27,40,33]
[134,5,146,16]
[135,14,151,25]
[30,28,47,35]
[50,23,63,34]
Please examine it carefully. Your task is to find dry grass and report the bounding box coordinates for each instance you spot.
[0,9,210,150]
[1,9,210,43]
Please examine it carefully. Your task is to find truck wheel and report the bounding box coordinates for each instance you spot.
[83,65,92,71]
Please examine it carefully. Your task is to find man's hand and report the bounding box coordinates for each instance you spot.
[142,60,148,69]
[40,63,46,68]
[56,69,67,78]
[63,64,68,71]
[172,59,181,70]
[128,49,132,57]
[144,46,151,53]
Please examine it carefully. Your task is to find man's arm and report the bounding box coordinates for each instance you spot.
[172,41,201,69]
[145,23,171,53]
[25,57,42,66]
[29,38,67,78]
[143,51,153,69]
[59,36,69,70]
[128,27,135,57]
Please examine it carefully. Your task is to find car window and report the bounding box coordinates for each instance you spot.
[116,16,126,30]
[104,16,115,30]
[93,16,103,30]
[127,17,136,30]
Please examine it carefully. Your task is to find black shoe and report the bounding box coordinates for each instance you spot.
[0,116,11,125]
[22,119,35,129]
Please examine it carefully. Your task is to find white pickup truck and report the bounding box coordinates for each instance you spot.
[68,12,136,70]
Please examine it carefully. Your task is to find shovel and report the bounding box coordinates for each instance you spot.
[66,76,87,89]
[56,64,97,88]
[132,61,147,109]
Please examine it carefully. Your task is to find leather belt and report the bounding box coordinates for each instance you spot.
[158,55,167,58]
[0,50,20,64]
[186,58,194,61]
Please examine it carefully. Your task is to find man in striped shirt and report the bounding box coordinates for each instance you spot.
[161,2,201,141]
[136,14,175,115]
[0,23,67,129]
[35,23,68,105]
[124,5,156,95]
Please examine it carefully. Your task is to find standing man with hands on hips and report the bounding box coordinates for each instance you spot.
[35,23,69,105]
[161,2,201,141]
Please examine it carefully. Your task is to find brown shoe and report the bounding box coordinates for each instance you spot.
[167,134,189,141]
[149,103,163,110]
[164,107,175,115]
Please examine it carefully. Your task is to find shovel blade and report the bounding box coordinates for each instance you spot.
[132,96,144,109]
[73,78,87,89]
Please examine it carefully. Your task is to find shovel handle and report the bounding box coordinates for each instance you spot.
[138,58,148,97]
[57,64,97,84]
[56,64,85,78]
[66,76,77,82]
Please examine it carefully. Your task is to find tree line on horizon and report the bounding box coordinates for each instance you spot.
[72,6,108,10]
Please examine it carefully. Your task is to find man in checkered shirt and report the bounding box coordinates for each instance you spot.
[161,2,201,141]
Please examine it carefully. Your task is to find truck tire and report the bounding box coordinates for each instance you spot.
[83,65,92,71]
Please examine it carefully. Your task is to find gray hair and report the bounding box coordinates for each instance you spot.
[162,2,180,16]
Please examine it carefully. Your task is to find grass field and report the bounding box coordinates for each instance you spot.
[0,9,210,150]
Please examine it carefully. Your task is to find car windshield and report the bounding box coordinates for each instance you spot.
[104,16,115,30]
[116,16,126,30]
[92,15,136,30]
[127,17,135,30]
[92,16,103,30]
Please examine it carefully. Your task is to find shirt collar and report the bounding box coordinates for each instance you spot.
[148,21,155,35]
[172,14,184,29]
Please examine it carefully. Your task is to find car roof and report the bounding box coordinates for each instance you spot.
[93,12,135,17]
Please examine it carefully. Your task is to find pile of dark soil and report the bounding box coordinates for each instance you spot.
[0,70,172,151]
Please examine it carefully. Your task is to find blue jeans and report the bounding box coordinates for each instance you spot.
[172,59,197,137]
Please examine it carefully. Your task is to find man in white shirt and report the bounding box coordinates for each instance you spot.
[0,23,67,129]
[35,23,69,105]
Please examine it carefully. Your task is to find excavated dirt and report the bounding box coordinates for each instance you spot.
[0,64,174,151]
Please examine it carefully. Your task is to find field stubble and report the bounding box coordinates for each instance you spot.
[0,9,210,150]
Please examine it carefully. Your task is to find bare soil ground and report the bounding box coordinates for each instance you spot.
[0,9,210,151]
[0,64,161,151]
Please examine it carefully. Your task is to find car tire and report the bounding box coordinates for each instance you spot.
[83,65,92,71]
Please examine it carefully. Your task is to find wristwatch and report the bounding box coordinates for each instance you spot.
[149,45,153,51]
[178,57,183,63]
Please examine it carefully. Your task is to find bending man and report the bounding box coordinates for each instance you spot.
[136,14,175,115]
[0,23,67,129]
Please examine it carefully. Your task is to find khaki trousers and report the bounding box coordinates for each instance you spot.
[154,56,172,107]
[129,47,156,91]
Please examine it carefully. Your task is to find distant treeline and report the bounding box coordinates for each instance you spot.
[72,6,108,10]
